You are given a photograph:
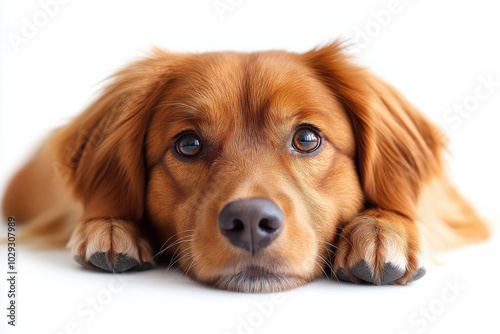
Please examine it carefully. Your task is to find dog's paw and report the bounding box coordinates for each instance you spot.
[69,218,154,273]
[333,209,425,285]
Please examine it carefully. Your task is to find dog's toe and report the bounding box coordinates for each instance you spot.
[351,260,374,283]
[114,253,139,272]
[73,255,83,265]
[410,267,426,282]
[136,261,153,271]
[380,263,405,285]
[89,252,112,272]
[335,268,352,282]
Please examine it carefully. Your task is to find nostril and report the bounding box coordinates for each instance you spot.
[221,218,245,232]
[258,218,279,234]
[232,219,244,232]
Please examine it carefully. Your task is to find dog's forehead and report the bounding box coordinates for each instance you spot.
[161,51,354,153]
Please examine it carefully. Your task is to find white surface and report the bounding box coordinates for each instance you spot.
[1,1,499,333]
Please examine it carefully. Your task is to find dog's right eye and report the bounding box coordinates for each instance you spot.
[175,133,202,157]
[292,127,321,153]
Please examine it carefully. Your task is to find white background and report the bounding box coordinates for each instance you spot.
[1,1,499,333]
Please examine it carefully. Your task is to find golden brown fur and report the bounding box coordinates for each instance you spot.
[1,42,490,292]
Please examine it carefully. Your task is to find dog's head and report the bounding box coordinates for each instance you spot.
[58,43,442,292]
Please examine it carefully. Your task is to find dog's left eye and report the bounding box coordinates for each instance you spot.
[292,127,321,153]
[175,133,202,157]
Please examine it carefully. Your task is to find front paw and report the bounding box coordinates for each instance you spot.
[69,218,154,272]
[333,209,425,285]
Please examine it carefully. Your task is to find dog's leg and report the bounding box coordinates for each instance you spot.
[333,208,425,285]
[69,218,154,272]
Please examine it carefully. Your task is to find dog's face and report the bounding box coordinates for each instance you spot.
[145,51,363,291]
[61,43,439,292]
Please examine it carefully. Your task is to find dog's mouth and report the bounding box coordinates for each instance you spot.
[206,266,308,293]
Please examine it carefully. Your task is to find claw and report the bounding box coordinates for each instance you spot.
[410,267,427,282]
[351,260,374,283]
[89,252,112,272]
[345,260,406,285]
[380,263,405,285]
[335,268,352,283]
[136,261,153,271]
[114,253,139,272]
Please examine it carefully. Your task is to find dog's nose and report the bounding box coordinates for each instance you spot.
[218,199,284,255]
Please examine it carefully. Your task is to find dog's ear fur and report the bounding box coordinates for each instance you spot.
[303,42,446,219]
[52,50,177,221]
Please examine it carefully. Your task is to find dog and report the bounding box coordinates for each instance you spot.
[1,42,490,292]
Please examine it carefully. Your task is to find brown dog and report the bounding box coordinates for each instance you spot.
[1,42,490,292]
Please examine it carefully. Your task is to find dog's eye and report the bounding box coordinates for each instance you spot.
[175,133,202,157]
[292,127,321,153]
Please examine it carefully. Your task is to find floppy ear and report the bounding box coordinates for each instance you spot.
[303,43,446,219]
[52,50,177,222]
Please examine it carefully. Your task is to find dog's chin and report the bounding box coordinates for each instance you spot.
[204,266,309,293]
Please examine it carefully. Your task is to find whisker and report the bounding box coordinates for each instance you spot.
[314,251,331,279]
[318,241,342,283]
[333,231,353,248]
[319,240,339,250]
[153,231,195,259]
[156,229,195,253]
[165,246,193,272]
[183,253,201,276]
[322,248,334,272]
[154,236,192,259]
[312,255,329,279]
